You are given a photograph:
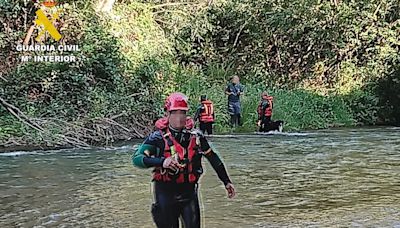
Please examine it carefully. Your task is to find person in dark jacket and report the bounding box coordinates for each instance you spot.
[225,76,244,127]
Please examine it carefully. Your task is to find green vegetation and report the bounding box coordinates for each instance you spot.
[0,0,399,147]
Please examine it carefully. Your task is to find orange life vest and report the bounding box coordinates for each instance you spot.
[199,100,214,123]
[152,128,202,184]
[257,96,273,117]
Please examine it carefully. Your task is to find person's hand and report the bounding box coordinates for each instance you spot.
[257,120,261,126]
[162,157,181,171]
[225,183,236,198]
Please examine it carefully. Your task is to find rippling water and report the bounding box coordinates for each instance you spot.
[1,127,400,227]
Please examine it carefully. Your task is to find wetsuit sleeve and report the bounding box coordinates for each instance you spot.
[132,131,165,168]
[200,137,232,186]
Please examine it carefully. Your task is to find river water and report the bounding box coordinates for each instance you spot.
[1,127,400,227]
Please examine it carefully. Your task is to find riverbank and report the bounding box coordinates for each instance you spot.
[1,1,398,152]
[0,84,385,152]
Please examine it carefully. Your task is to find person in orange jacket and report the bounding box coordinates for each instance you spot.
[257,91,274,132]
[194,95,215,135]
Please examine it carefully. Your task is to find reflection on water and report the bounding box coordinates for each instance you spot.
[1,127,400,227]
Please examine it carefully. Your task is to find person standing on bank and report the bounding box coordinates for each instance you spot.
[225,76,244,127]
[132,92,235,228]
[194,95,215,135]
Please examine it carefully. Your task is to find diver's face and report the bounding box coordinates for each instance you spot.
[168,110,187,130]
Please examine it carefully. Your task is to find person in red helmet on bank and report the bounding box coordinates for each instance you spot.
[132,92,235,228]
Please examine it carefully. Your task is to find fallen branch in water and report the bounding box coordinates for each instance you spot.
[0,100,153,148]
[56,134,90,148]
[103,118,131,132]
[1,97,91,148]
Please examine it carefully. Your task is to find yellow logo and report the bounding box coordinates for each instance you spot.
[35,9,62,42]
[18,0,79,63]
[33,0,62,42]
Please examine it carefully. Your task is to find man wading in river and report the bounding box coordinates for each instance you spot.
[132,92,235,228]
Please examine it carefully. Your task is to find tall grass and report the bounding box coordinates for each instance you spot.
[173,72,357,133]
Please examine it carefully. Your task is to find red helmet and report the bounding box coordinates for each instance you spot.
[164,92,189,111]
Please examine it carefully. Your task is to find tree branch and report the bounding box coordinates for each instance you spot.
[233,20,249,47]
[0,96,44,132]
[0,74,8,82]
[23,25,35,45]
[150,2,197,9]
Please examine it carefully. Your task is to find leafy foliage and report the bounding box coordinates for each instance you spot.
[0,0,399,146]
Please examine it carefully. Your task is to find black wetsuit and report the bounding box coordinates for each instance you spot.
[132,127,232,228]
[258,100,271,132]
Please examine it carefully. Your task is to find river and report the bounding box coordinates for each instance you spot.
[1,127,400,227]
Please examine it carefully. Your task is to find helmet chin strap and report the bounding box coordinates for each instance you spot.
[169,124,191,146]
[168,124,183,132]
